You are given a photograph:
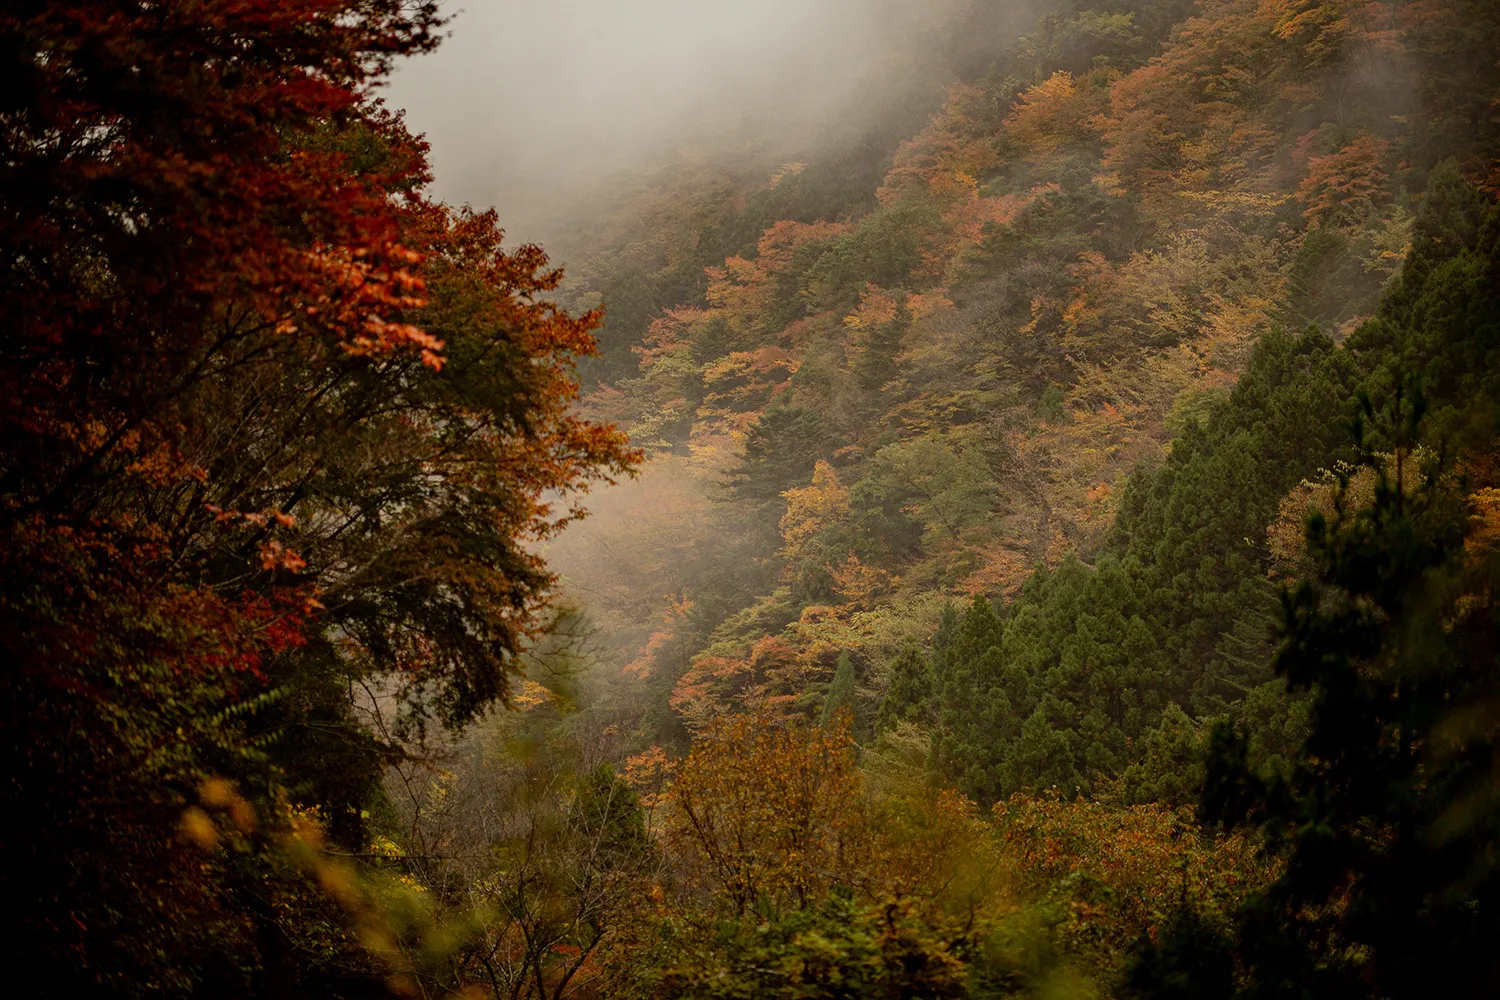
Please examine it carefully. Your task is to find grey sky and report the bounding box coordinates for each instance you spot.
[383,0,938,240]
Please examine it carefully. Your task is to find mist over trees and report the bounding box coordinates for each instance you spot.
[5,0,1500,998]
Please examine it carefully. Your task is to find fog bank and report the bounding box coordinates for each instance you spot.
[384,0,952,241]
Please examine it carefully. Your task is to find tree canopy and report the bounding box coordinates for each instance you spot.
[9,0,1500,997]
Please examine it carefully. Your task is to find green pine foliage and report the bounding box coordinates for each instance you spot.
[14,0,1500,994]
[1131,160,1500,1000]
[877,643,936,731]
[821,651,858,727]
[1142,399,1500,996]
[849,168,1499,812]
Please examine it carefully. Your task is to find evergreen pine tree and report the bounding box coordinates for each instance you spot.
[934,596,1017,802]
[877,643,936,731]
[929,601,961,685]
[1143,385,1500,997]
[1002,704,1079,797]
[854,300,910,392]
[821,651,858,729]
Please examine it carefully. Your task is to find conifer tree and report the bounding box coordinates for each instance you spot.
[1003,704,1080,797]
[877,643,936,731]
[929,601,961,685]
[1140,385,1500,997]
[821,650,858,728]
[854,299,911,392]
[934,596,1016,802]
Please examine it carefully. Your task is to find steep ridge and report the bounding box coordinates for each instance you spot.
[543,0,1500,799]
[373,2,1500,995]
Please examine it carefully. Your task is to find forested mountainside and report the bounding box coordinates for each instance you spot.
[5,1,1500,998]
[531,0,1500,991]
[548,0,1500,791]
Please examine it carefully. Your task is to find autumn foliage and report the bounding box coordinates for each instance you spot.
[0,2,634,995]
[7,0,1500,997]
[519,0,1500,992]
[666,713,866,911]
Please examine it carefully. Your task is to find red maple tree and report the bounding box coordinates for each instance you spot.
[0,3,636,994]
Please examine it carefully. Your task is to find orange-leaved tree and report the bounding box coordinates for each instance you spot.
[665,712,866,913]
[1298,134,1392,228]
[0,2,636,996]
[992,791,1274,976]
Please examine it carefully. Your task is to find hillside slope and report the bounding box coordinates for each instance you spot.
[544,0,1500,798]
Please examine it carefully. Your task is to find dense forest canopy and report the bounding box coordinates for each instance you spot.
[4,0,1500,997]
